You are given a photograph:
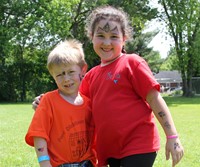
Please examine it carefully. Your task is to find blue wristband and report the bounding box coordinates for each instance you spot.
[38,155,50,163]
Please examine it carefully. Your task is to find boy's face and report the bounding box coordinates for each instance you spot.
[51,64,83,97]
[92,19,125,63]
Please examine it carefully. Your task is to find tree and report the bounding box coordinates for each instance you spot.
[159,48,179,71]
[159,0,200,96]
[126,30,162,73]
[0,0,162,102]
[0,0,50,101]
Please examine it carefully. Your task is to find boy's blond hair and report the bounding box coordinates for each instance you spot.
[47,39,87,75]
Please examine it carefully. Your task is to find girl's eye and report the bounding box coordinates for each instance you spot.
[111,35,118,38]
[96,34,104,38]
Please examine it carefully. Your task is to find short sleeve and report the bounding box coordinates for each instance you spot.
[128,56,160,100]
[25,94,52,146]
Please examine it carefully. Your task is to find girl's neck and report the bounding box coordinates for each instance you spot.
[101,53,123,67]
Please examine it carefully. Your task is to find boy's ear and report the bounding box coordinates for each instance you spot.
[81,64,88,76]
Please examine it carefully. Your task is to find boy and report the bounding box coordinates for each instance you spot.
[25,39,96,167]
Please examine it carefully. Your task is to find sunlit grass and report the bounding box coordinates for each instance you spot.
[0,97,200,167]
[0,103,37,167]
[154,96,200,167]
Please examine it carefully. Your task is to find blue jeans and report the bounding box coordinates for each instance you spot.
[57,160,93,167]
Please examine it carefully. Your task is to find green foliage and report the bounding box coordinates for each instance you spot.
[0,0,162,102]
[193,29,200,77]
[160,48,180,71]
[159,0,200,96]
[126,30,163,73]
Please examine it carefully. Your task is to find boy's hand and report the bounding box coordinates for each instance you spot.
[32,94,44,110]
[165,138,184,166]
[39,160,52,167]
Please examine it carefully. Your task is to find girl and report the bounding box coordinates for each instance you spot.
[80,5,184,167]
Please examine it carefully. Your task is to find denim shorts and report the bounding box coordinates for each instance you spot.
[57,160,93,167]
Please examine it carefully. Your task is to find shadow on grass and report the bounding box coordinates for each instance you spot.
[163,96,200,106]
[0,102,31,105]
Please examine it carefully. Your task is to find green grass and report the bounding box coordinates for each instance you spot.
[154,96,200,167]
[0,103,38,167]
[0,97,200,167]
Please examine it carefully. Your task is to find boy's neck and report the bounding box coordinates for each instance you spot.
[58,90,83,105]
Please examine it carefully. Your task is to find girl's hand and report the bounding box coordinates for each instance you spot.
[32,94,44,110]
[165,137,184,167]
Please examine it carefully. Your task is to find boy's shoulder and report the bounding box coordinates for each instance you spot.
[42,89,58,99]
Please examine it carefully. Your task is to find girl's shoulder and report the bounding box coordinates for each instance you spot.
[85,65,100,77]
[121,53,146,67]
[123,53,145,62]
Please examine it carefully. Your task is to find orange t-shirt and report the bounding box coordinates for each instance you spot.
[25,90,96,167]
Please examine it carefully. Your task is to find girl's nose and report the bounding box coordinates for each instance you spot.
[103,39,111,45]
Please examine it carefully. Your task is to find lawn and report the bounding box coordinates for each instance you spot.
[0,96,200,167]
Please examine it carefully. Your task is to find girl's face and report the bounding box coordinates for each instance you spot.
[92,20,126,63]
[51,64,83,97]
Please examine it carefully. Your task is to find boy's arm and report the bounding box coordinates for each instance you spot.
[146,89,184,167]
[34,137,52,167]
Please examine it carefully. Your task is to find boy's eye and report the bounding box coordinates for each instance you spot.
[56,74,61,77]
[69,71,75,74]
[56,71,65,77]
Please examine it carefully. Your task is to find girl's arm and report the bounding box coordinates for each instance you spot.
[34,137,52,167]
[32,94,44,110]
[146,89,184,167]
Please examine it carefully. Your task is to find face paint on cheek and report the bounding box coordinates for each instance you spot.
[79,74,82,81]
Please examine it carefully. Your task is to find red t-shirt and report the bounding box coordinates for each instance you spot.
[25,90,97,167]
[79,54,160,166]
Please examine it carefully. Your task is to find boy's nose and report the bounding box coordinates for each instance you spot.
[63,74,71,81]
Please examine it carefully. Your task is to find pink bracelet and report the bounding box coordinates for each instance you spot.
[167,135,178,139]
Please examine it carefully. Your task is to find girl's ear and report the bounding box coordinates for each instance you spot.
[89,33,93,40]
[123,36,127,42]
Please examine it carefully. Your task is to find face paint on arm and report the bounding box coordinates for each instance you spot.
[37,147,44,152]
[174,143,180,150]
[158,111,166,119]
[164,121,171,129]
